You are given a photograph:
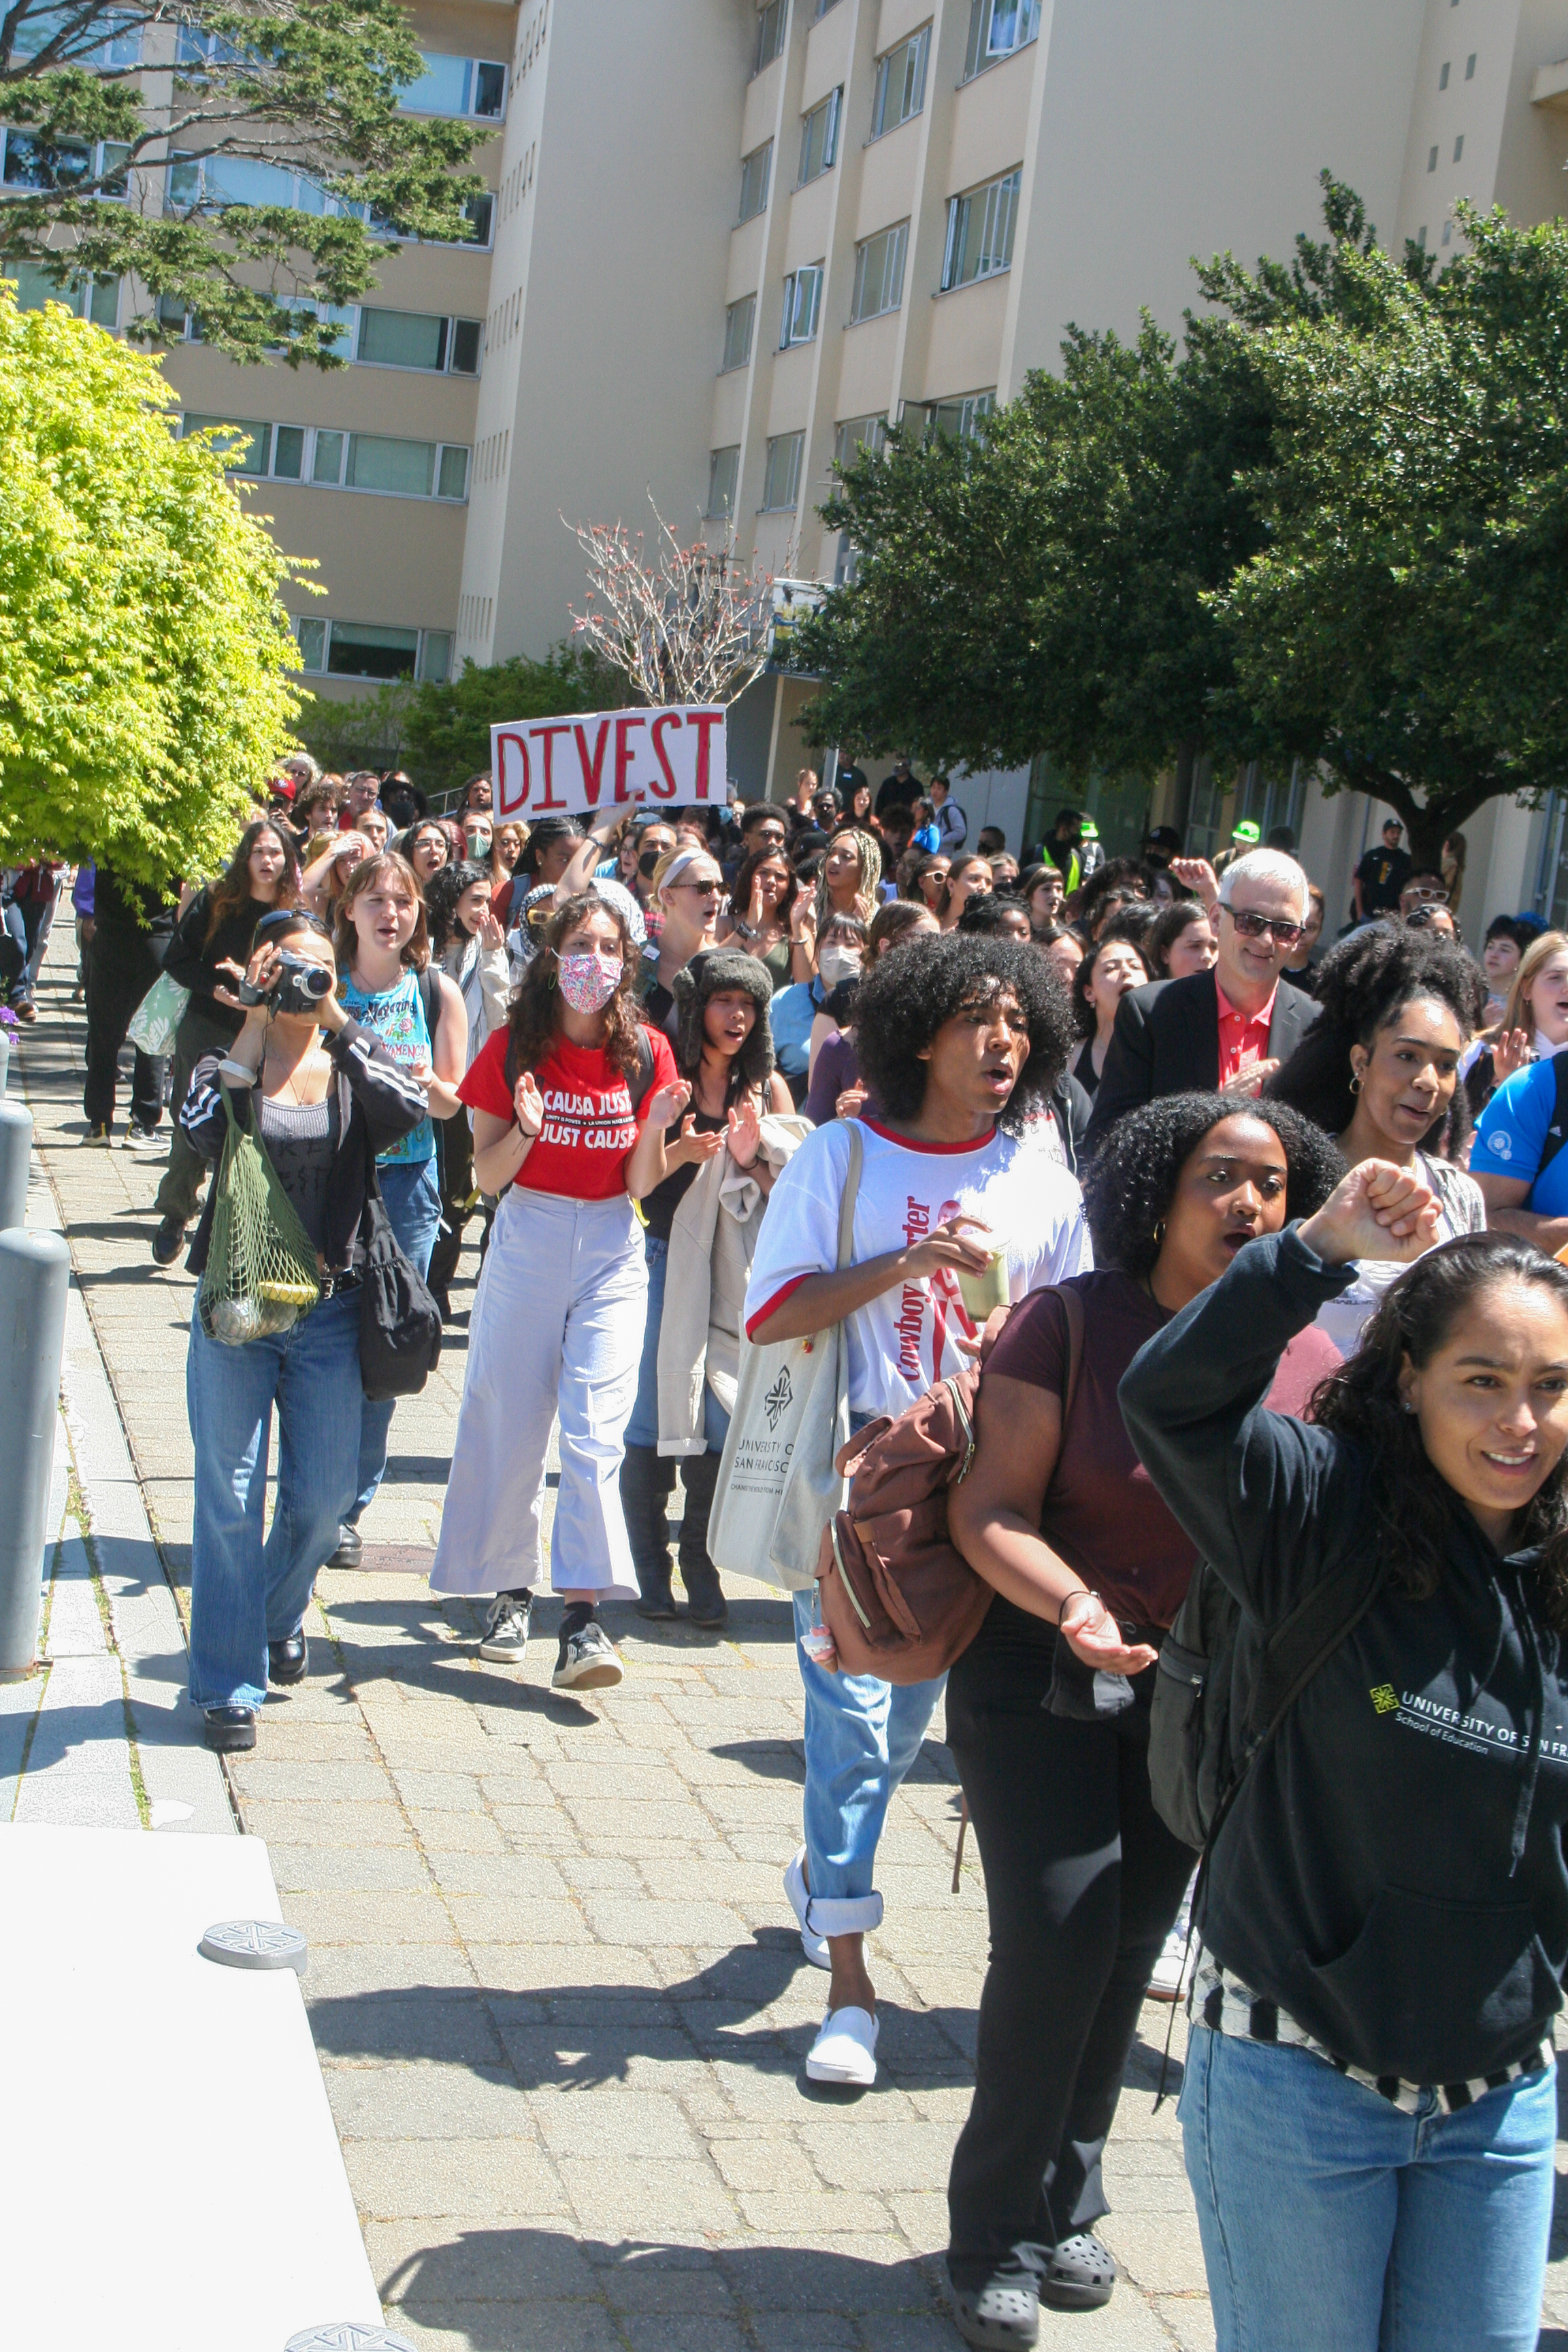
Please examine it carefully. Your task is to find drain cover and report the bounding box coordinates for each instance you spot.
[285,2330,417,2352]
[199,1918,308,1976]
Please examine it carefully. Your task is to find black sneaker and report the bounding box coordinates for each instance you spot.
[552,1617,623,1691]
[152,1213,186,1267]
[203,1705,257,1753]
[479,1591,533,1662]
[83,1121,112,1147]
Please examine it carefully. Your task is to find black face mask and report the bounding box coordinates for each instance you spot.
[638,849,662,878]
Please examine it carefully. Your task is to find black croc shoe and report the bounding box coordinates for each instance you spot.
[949,2259,1039,2349]
[1015,2233,1116,2313]
[203,1705,257,1753]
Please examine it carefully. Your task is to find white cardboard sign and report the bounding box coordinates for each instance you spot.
[491,704,727,821]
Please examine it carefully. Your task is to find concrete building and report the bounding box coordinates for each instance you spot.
[12,0,1568,932]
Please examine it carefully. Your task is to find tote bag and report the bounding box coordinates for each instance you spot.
[126,970,190,1058]
[708,1123,862,1592]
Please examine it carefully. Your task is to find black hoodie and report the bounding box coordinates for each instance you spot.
[1120,1226,1568,2087]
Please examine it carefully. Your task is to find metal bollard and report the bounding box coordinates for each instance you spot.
[0,1097,31,1233]
[0,1230,69,1673]
[0,1026,9,1096]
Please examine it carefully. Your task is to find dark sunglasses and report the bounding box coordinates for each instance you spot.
[1220,905,1305,948]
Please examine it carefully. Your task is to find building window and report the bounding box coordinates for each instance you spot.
[1441,220,1452,246]
[292,618,453,683]
[942,170,1019,291]
[780,263,823,346]
[739,141,772,222]
[398,54,507,119]
[169,149,342,216]
[356,306,481,374]
[1,130,130,195]
[814,0,844,14]
[849,222,907,322]
[1439,60,1450,88]
[761,431,804,511]
[1428,146,1438,171]
[1466,52,1476,78]
[964,0,1041,80]
[6,260,119,327]
[721,294,755,372]
[754,0,787,76]
[16,7,140,65]
[1418,224,1427,248]
[798,88,840,184]
[707,445,740,519]
[833,413,887,470]
[1454,134,1464,161]
[871,27,930,137]
[182,414,470,500]
[904,389,996,443]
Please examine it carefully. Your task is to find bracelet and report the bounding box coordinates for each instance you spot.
[1058,1589,1102,1632]
[217,1056,260,1086]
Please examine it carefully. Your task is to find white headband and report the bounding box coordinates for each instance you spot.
[658,847,717,894]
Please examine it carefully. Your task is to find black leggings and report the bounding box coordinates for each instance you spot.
[945,1605,1194,2282]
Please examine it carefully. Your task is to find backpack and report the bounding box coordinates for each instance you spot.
[815,1286,1084,1685]
[1148,1540,1388,1855]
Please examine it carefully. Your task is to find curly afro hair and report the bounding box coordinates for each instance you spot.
[1083,1092,1343,1279]
[1265,923,1486,1157]
[853,933,1075,1132]
[423,858,491,956]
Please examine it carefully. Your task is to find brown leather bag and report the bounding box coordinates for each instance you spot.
[815,1285,1085,1684]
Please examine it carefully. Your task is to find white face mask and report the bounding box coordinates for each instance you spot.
[817,945,862,988]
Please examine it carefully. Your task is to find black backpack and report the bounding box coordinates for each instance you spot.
[1148,1541,1388,1855]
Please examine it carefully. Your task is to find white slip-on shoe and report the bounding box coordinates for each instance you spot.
[805,2004,878,2087]
[783,1845,830,1970]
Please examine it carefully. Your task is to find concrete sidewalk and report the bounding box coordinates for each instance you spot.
[10,926,1568,2350]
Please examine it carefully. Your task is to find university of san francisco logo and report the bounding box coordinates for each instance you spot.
[764,1367,794,1431]
[1369,1685,1399,1715]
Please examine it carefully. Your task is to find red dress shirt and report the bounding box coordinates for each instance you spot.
[1215,977,1276,1087]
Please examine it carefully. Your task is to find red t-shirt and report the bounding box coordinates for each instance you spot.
[459,1025,676,1200]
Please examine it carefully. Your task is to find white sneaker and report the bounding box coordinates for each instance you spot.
[1147,1876,1198,2002]
[784,1845,830,1970]
[806,2004,878,2086]
[552,1616,623,1690]
[125,1121,165,1156]
[479,1590,533,1662]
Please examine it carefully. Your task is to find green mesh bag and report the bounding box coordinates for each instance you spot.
[198,1087,323,1345]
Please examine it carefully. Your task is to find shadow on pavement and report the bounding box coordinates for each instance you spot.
[378,2225,949,2338]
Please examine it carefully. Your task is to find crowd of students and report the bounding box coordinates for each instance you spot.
[36,759,1568,2352]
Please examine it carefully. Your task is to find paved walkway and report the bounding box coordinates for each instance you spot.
[12,932,1568,2350]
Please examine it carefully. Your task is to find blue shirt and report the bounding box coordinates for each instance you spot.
[1471,1056,1568,1215]
[769,977,826,1079]
[338,969,435,1165]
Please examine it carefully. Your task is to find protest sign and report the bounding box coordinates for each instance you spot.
[491,704,727,821]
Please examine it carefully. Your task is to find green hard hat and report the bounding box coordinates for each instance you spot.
[1080,819,1100,841]
[1231,819,1261,845]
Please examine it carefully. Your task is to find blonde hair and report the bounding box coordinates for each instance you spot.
[1501,930,1568,1040]
[814,827,883,930]
[652,845,722,903]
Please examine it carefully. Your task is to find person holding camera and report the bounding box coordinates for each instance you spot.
[151,818,301,1268]
[180,909,430,1752]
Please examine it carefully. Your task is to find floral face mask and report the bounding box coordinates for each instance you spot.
[557,948,622,1013]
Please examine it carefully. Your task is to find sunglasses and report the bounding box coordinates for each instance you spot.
[675,880,723,898]
[1405,886,1450,904]
[1220,906,1305,948]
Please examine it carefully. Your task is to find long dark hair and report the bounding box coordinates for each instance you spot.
[732,845,798,928]
[1266,924,1486,1157]
[424,859,491,958]
[505,887,642,1081]
[1311,1234,1568,1631]
[204,818,301,944]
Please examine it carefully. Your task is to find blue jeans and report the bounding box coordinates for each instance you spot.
[791,1582,945,1937]
[1179,2024,1556,2352]
[625,1230,667,1450]
[349,1157,440,1526]
[186,1286,363,1709]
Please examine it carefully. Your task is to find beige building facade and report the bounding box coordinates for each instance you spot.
[11,1,1568,932]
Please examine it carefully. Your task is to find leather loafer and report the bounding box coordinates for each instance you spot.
[327,1522,362,1570]
[268,1631,308,1686]
[203,1705,257,1753]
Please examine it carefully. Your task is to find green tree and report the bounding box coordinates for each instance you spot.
[0,282,303,884]
[1210,200,1568,871]
[400,648,630,798]
[1,1,485,366]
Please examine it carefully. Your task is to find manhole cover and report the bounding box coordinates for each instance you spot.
[285,2330,417,2351]
[199,1918,308,1976]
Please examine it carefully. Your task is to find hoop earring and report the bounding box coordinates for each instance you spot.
[1153,1220,1166,1246]
[1348,1070,1363,1094]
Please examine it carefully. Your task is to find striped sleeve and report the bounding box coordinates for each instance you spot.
[177,1056,229,1160]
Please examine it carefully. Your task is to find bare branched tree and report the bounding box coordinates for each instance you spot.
[566,500,774,706]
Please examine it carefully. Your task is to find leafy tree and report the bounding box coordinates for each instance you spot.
[1209,199,1568,870]
[297,677,414,779]
[0,1,485,366]
[0,282,302,884]
[400,647,630,798]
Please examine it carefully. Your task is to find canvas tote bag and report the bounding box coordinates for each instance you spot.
[708,1122,863,1591]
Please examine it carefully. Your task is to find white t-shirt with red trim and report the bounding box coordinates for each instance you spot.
[744,1114,1092,1420]
[459,1024,676,1200]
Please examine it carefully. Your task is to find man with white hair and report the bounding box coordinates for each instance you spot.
[1083,847,1320,1151]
